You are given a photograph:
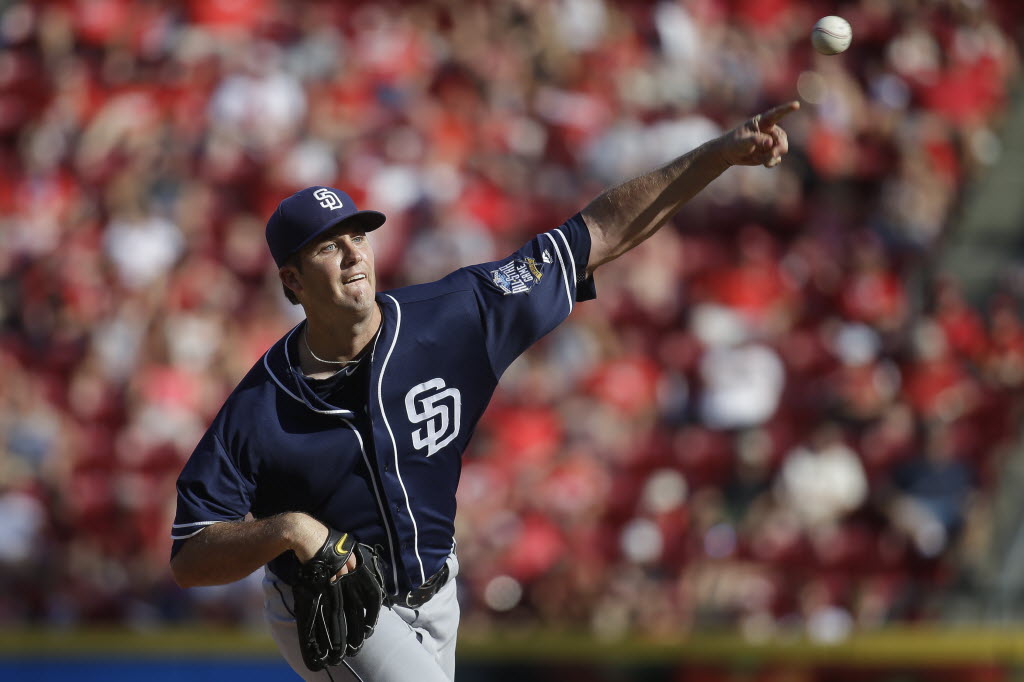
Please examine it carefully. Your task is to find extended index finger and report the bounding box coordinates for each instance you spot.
[758,101,800,128]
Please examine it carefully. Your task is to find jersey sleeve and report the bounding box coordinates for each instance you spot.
[170,425,254,558]
[466,213,596,376]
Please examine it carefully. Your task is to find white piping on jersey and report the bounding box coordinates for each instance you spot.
[261,325,355,416]
[553,227,578,294]
[260,322,401,591]
[345,420,400,591]
[379,294,427,584]
[170,519,227,540]
[543,231,573,314]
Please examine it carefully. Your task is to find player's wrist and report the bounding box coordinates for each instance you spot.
[702,137,734,171]
[280,512,329,562]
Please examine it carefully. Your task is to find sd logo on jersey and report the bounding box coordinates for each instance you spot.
[490,257,545,295]
[405,378,462,457]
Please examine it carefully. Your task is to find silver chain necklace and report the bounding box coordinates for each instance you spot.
[304,325,362,366]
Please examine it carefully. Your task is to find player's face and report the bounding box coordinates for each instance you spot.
[287,226,377,315]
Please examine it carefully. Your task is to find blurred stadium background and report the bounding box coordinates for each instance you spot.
[3,0,1024,680]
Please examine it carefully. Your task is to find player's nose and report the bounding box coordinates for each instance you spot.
[339,241,365,265]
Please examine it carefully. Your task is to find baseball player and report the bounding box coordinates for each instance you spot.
[170,102,799,681]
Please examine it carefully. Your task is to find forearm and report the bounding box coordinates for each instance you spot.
[170,512,327,588]
[581,138,730,271]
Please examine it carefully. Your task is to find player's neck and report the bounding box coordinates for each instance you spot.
[301,304,382,370]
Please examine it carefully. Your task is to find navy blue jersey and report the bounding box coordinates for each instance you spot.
[171,214,595,594]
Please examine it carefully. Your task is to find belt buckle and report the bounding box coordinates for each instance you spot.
[403,590,429,609]
[400,564,449,608]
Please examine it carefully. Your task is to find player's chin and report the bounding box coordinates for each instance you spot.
[335,288,375,311]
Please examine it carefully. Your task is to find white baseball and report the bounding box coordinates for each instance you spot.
[811,16,852,55]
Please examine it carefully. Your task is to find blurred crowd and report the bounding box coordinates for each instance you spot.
[1,0,1023,642]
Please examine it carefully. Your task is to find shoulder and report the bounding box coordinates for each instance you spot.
[382,269,479,305]
[381,214,593,307]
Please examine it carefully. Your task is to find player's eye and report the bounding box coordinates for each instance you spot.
[320,243,337,253]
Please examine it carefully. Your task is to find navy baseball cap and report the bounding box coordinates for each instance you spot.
[265,186,387,267]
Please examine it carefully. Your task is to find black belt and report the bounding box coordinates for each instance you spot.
[388,563,450,609]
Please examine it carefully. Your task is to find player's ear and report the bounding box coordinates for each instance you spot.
[280,265,303,299]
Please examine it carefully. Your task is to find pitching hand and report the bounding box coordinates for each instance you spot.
[714,101,799,168]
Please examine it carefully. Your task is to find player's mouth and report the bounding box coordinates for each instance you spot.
[343,274,367,285]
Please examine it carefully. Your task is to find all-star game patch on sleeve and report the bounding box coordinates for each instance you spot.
[170,425,254,558]
[467,213,596,376]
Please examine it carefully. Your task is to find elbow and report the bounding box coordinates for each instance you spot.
[169,545,211,589]
[172,576,195,589]
[170,555,197,589]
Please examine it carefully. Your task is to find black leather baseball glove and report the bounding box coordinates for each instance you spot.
[293,528,386,671]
